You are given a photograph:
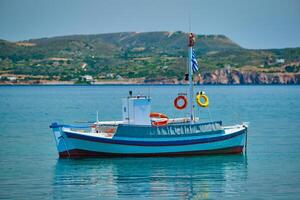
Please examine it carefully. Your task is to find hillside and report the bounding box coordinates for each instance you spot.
[0,31,299,84]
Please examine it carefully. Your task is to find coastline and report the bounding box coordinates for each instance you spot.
[1,68,299,85]
[0,81,299,86]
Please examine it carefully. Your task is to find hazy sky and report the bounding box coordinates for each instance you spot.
[0,0,299,49]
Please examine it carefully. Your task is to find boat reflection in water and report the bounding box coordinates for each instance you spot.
[53,155,247,199]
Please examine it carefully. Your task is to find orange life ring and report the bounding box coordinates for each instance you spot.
[174,95,188,110]
[152,120,168,126]
[105,127,116,133]
[150,112,169,126]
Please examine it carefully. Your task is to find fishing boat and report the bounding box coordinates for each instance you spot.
[50,33,248,158]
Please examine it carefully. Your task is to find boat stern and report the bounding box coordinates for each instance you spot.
[223,123,248,153]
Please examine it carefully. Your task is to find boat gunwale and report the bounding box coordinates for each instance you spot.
[50,120,222,129]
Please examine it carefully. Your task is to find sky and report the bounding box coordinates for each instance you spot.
[0,0,299,49]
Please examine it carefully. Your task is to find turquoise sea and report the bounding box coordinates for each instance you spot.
[0,85,300,199]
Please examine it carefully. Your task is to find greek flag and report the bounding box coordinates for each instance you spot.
[191,48,199,73]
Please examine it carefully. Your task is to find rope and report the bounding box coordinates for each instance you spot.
[245,128,248,154]
[59,130,71,158]
[207,107,213,122]
[207,107,214,130]
[62,137,70,158]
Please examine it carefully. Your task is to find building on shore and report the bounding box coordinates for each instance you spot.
[81,75,93,82]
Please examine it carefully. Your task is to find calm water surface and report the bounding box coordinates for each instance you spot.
[0,85,299,199]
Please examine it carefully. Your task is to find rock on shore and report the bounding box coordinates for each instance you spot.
[199,69,300,84]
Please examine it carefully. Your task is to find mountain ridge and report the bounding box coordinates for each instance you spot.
[0,31,299,84]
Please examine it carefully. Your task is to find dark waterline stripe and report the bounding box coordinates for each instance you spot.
[59,146,244,158]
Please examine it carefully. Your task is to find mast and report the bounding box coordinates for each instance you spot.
[188,33,195,122]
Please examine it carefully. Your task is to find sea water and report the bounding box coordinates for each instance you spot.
[0,85,299,199]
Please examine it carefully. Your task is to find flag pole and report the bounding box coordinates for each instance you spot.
[188,33,195,122]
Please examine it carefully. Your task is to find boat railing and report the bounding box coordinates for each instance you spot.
[113,121,223,138]
[50,123,91,129]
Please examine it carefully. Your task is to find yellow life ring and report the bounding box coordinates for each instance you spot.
[196,92,209,107]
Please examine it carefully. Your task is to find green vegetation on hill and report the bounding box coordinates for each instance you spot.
[0,31,299,82]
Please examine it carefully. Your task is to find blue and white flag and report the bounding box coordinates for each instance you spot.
[191,48,199,73]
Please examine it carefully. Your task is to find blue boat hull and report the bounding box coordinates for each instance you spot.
[50,123,247,158]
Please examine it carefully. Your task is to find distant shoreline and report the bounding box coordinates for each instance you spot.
[1,78,300,86]
[0,82,299,86]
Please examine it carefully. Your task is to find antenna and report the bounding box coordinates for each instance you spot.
[188,9,191,33]
[188,0,192,33]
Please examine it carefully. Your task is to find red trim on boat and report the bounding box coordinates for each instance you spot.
[59,146,244,158]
